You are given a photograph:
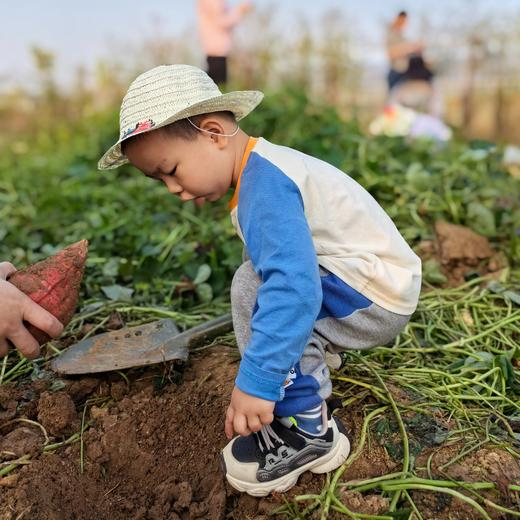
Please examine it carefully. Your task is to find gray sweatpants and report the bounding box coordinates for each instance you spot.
[231,261,411,416]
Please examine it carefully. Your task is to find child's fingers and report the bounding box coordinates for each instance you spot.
[225,406,235,439]
[8,325,40,360]
[247,415,262,433]
[259,411,274,426]
[233,414,251,437]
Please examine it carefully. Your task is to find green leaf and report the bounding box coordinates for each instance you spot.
[423,258,448,285]
[446,358,465,372]
[494,355,516,387]
[195,282,213,303]
[487,280,505,294]
[102,257,121,277]
[503,290,520,306]
[467,202,496,236]
[101,284,134,302]
[405,163,431,192]
[463,351,494,370]
[193,264,211,285]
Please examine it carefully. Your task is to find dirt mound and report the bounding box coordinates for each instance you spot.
[1,349,237,520]
[37,391,79,436]
[1,346,519,519]
[418,221,507,286]
[0,348,389,519]
[435,221,494,263]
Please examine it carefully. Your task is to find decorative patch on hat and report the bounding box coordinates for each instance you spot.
[122,119,156,139]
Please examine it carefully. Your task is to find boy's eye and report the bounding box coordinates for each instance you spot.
[168,166,177,177]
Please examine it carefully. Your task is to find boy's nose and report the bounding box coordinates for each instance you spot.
[163,177,182,195]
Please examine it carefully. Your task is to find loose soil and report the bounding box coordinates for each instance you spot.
[1,347,519,519]
[417,221,508,287]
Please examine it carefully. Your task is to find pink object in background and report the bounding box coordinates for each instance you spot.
[197,0,247,57]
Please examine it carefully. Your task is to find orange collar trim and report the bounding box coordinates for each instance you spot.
[228,137,258,211]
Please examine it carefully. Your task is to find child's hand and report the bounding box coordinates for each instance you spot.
[225,385,274,439]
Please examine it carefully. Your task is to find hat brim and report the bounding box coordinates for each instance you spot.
[98,89,263,170]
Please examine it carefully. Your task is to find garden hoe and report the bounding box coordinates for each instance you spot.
[51,314,233,375]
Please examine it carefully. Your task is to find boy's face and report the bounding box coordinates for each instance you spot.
[125,127,236,206]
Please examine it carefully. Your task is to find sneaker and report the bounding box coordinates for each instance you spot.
[221,408,350,497]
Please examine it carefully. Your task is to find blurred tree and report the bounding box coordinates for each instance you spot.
[319,10,349,106]
[31,46,58,106]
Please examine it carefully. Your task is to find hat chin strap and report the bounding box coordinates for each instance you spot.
[186,117,240,137]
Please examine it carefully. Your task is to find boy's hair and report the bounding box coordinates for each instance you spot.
[121,111,236,154]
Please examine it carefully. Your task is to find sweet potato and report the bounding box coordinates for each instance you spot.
[8,240,88,344]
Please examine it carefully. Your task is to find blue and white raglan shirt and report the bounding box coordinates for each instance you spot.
[229,137,421,402]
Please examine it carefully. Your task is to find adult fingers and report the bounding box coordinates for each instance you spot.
[247,415,262,433]
[0,262,16,280]
[22,297,63,339]
[0,338,9,358]
[225,406,235,439]
[8,325,40,360]
[233,414,251,437]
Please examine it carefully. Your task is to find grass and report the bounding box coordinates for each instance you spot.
[274,272,520,518]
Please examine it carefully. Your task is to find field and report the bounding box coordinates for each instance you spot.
[0,89,519,519]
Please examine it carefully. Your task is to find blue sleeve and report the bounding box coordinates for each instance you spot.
[235,153,322,402]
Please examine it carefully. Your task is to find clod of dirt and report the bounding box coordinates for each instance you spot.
[449,448,520,495]
[65,377,100,402]
[339,490,390,515]
[0,473,18,488]
[430,221,498,286]
[37,391,79,436]
[0,427,44,459]
[0,386,18,422]
[435,221,494,263]
[109,381,128,401]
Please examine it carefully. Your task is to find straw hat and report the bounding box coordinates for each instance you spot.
[98,64,263,170]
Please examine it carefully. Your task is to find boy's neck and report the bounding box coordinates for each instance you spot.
[232,130,252,187]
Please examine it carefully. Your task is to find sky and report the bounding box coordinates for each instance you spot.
[2,0,519,90]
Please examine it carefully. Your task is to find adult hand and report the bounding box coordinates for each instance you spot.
[225,385,274,439]
[0,262,63,359]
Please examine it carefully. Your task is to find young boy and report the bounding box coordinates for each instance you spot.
[99,64,421,496]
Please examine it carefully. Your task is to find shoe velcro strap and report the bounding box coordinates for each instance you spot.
[270,419,307,450]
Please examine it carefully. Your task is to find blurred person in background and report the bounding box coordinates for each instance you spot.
[385,11,433,92]
[385,11,441,117]
[197,0,253,85]
[0,261,63,359]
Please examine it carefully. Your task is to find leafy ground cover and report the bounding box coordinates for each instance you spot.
[0,90,519,518]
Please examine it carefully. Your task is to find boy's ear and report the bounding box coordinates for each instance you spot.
[198,118,219,132]
[199,118,229,146]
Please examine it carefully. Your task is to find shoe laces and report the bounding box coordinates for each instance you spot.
[255,424,283,453]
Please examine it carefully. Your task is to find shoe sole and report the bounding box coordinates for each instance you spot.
[223,432,350,497]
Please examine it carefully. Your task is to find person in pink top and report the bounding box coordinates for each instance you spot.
[197,0,253,85]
